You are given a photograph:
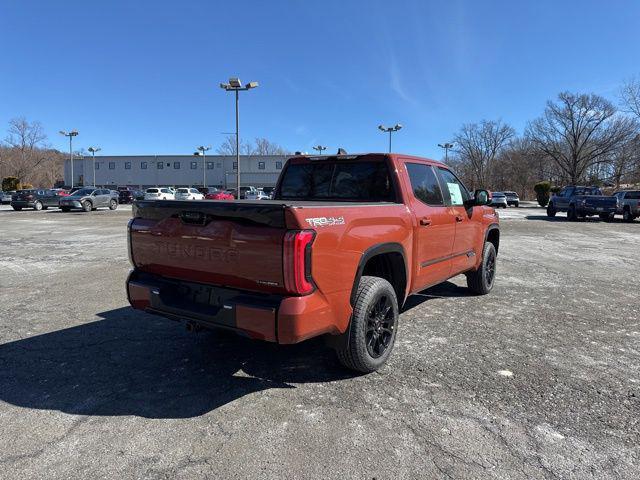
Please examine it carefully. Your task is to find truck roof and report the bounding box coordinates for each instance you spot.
[287,152,446,167]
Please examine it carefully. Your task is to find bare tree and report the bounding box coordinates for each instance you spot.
[526,92,638,184]
[452,119,515,187]
[492,138,539,199]
[252,137,289,155]
[619,77,640,120]
[216,135,254,155]
[3,117,50,182]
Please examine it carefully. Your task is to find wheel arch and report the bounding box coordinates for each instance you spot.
[350,243,408,308]
[485,224,500,254]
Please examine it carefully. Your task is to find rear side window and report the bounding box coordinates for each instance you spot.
[406,163,444,206]
[437,168,470,206]
[626,191,640,199]
[278,161,395,201]
[147,188,158,193]
[177,188,188,193]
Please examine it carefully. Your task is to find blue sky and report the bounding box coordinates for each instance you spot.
[1,0,639,159]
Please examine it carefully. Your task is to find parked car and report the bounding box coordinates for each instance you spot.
[547,186,618,221]
[10,189,67,211]
[175,187,205,201]
[119,190,143,204]
[245,188,271,200]
[613,190,640,222]
[58,188,119,212]
[1,190,13,204]
[227,186,258,199]
[262,187,275,199]
[205,190,235,200]
[126,152,499,373]
[144,188,174,200]
[489,192,508,208]
[504,191,520,207]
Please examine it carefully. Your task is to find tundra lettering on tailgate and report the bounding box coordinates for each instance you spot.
[156,241,239,263]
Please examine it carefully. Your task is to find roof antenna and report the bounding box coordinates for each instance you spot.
[337,148,347,155]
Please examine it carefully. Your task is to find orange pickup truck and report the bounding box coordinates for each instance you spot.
[127,153,499,372]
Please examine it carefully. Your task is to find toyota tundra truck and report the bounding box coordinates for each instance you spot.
[126,153,499,372]
[546,186,618,221]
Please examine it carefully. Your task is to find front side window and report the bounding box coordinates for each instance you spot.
[437,168,470,206]
[406,163,444,206]
[109,162,115,170]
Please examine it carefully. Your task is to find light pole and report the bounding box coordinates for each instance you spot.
[378,124,402,153]
[312,145,327,155]
[196,145,211,188]
[87,146,101,187]
[60,130,79,188]
[220,77,259,196]
[438,142,455,162]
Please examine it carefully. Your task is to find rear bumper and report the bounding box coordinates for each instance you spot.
[126,270,341,344]
[579,205,617,214]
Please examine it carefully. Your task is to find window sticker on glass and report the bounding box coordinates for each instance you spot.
[447,182,463,205]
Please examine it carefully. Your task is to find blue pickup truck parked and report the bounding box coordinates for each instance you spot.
[546,186,617,221]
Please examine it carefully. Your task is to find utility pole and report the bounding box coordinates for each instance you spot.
[438,142,455,162]
[60,130,79,188]
[220,77,259,197]
[378,124,402,153]
[312,145,327,155]
[196,145,211,188]
[88,146,101,187]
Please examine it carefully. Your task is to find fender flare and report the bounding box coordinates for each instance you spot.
[350,242,407,307]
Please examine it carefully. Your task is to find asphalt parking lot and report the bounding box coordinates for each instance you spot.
[1,203,639,479]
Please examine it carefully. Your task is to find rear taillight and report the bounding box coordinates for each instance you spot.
[283,230,316,295]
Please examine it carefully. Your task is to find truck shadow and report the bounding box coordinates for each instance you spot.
[402,281,471,312]
[525,215,630,223]
[0,307,354,419]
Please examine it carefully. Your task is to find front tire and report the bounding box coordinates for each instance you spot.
[466,242,497,295]
[567,205,578,221]
[82,200,92,212]
[109,199,118,210]
[336,276,399,373]
[546,203,556,217]
[34,200,43,211]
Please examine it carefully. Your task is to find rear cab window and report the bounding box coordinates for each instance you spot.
[406,163,445,206]
[276,156,397,202]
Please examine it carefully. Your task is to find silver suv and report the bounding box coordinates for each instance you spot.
[613,190,640,222]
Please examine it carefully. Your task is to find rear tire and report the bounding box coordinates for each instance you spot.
[466,242,497,295]
[109,199,118,210]
[623,208,634,223]
[336,276,399,373]
[34,200,43,211]
[82,200,92,212]
[567,205,578,221]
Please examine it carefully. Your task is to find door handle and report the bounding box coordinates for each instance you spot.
[419,217,432,226]
[455,215,464,222]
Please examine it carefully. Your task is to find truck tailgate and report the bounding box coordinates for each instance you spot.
[130,200,288,294]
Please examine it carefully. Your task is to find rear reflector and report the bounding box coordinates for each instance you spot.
[283,230,316,295]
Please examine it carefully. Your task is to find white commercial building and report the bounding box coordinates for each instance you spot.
[63,154,288,189]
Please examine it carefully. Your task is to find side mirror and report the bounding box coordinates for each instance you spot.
[473,189,491,206]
